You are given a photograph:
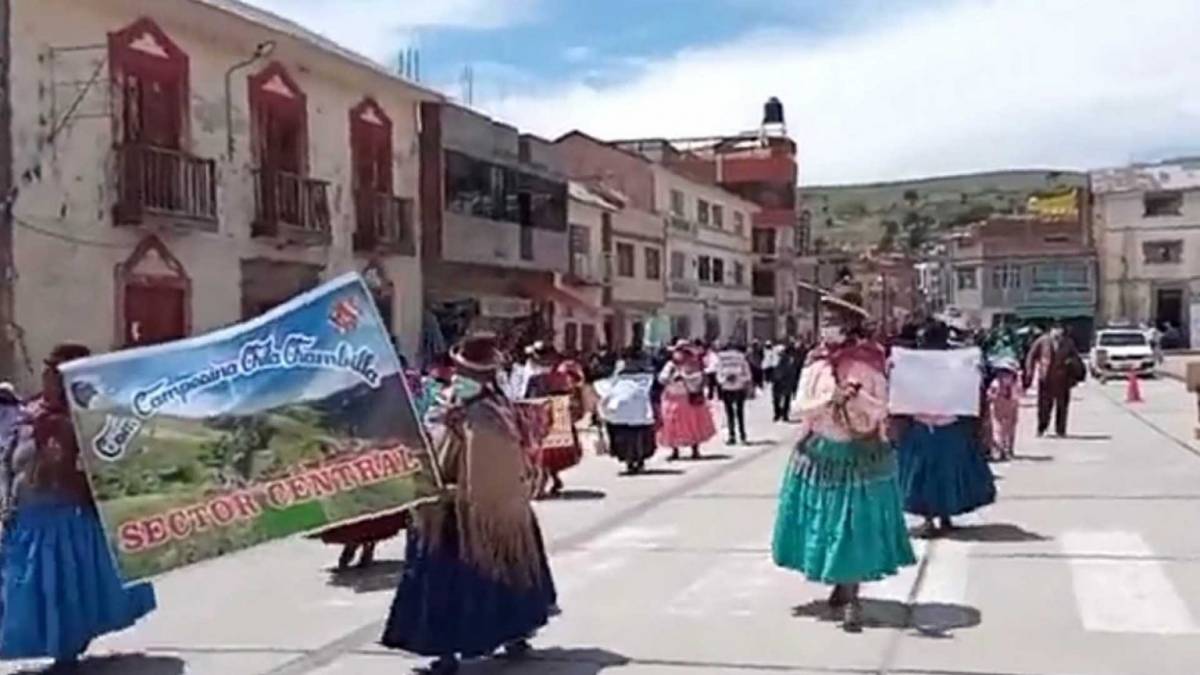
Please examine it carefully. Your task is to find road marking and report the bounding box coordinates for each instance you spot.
[870,539,927,602]
[915,540,972,605]
[1063,530,1199,635]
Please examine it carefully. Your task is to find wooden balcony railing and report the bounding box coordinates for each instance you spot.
[252,169,331,244]
[353,191,415,255]
[115,144,217,228]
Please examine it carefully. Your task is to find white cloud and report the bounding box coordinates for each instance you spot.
[485,0,1200,184]
[563,45,593,63]
[245,0,538,62]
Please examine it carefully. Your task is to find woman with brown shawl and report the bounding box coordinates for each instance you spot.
[382,333,557,675]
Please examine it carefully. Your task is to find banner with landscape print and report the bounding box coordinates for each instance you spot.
[60,273,439,582]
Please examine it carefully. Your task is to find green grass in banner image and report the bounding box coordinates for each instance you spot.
[319,477,422,525]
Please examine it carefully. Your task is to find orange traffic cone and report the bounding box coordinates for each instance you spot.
[1125,370,1143,403]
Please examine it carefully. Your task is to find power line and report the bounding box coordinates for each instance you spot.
[13,216,131,249]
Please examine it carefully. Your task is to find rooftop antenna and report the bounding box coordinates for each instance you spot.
[461,64,475,106]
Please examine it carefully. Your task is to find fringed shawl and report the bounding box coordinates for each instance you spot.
[422,391,544,589]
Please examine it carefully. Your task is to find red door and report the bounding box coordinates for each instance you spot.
[124,284,186,347]
[351,100,393,248]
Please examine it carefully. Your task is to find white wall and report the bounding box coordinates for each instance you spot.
[9,0,432,384]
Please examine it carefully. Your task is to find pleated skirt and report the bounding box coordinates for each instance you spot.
[657,393,716,448]
[772,436,916,584]
[0,499,156,661]
[896,419,997,518]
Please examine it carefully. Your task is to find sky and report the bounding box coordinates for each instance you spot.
[246,0,1200,185]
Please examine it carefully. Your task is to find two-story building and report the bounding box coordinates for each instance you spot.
[419,102,582,349]
[2,0,434,386]
[948,212,1098,344]
[554,132,666,349]
[1091,161,1200,347]
[653,165,755,343]
[558,181,615,353]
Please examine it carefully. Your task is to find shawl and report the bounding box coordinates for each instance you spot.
[423,388,544,588]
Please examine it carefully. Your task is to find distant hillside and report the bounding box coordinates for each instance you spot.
[798,169,1088,254]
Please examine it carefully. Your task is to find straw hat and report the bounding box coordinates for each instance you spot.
[821,287,869,320]
[450,332,504,372]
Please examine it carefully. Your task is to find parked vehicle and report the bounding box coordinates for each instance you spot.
[1089,328,1157,382]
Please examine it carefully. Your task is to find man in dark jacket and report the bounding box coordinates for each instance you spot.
[1024,322,1083,437]
[771,343,803,422]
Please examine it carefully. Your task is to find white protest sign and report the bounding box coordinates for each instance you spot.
[888,347,982,417]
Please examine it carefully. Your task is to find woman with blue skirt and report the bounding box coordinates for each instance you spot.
[382,333,557,674]
[0,344,156,667]
[895,321,997,537]
[772,290,915,632]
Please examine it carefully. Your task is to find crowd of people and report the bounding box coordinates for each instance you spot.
[0,301,1091,672]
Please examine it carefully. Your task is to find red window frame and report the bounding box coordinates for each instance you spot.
[108,17,190,149]
[114,235,192,348]
[248,62,309,174]
[350,98,394,194]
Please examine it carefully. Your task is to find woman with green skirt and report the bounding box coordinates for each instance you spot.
[772,290,915,632]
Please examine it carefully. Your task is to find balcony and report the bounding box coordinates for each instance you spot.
[668,215,695,235]
[566,252,608,286]
[114,144,217,229]
[252,169,332,245]
[354,191,415,255]
[669,278,699,297]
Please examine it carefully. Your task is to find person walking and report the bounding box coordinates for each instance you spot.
[716,342,753,445]
[1023,322,1084,437]
[383,333,557,675]
[595,349,657,474]
[771,290,915,633]
[987,357,1021,461]
[771,343,803,422]
[894,322,997,537]
[702,343,720,400]
[0,344,157,667]
[748,341,765,389]
[657,341,717,461]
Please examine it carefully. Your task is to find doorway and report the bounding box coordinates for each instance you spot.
[1153,286,1186,348]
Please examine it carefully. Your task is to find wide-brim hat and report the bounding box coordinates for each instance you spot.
[450,332,504,372]
[46,343,91,367]
[821,288,869,319]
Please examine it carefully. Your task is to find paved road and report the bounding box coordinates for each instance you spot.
[5,380,1200,675]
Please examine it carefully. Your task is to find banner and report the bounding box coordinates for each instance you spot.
[60,273,439,582]
[889,347,982,417]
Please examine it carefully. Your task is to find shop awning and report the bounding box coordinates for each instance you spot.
[519,280,602,318]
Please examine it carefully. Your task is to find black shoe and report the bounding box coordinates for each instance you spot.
[416,657,459,675]
[501,639,532,660]
[828,586,848,610]
[843,602,863,633]
[727,436,737,445]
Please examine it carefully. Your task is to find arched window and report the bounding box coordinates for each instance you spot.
[115,235,190,347]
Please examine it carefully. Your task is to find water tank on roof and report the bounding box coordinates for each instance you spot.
[763,97,785,126]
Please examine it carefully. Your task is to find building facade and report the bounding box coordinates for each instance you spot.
[419,102,585,350]
[554,132,666,349]
[653,165,754,344]
[558,181,614,353]
[1091,162,1200,347]
[947,214,1098,342]
[4,0,434,386]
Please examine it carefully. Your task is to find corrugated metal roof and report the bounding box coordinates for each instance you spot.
[1090,161,1200,194]
[193,0,444,101]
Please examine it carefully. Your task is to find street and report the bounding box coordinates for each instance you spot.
[6,377,1200,675]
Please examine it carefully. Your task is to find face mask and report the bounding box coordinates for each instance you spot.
[820,326,845,345]
[453,376,484,400]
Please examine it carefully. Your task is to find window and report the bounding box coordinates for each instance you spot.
[956,266,978,290]
[569,224,590,254]
[350,98,411,253]
[733,211,745,235]
[563,322,579,352]
[795,224,810,254]
[752,269,775,297]
[616,243,635,277]
[698,255,712,283]
[712,204,724,228]
[752,227,776,255]
[1031,262,1088,289]
[670,251,686,279]
[712,258,725,285]
[118,236,190,348]
[670,189,685,216]
[1143,240,1183,264]
[110,19,188,151]
[733,262,745,286]
[644,247,662,280]
[697,199,711,225]
[443,150,567,231]
[991,264,1021,290]
[1043,234,1070,244]
[1144,191,1183,217]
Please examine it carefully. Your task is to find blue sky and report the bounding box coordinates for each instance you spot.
[247,0,1200,184]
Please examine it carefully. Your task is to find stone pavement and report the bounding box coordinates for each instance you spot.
[5,381,1200,675]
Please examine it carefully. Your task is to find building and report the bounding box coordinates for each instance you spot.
[614,99,804,340]
[554,132,666,349]
[653,164,755,344]
[2,0,436,386]
[947,211,1098,342]
[1091,161,1200,347]
[558,181,615,353]
[419,102,593,350]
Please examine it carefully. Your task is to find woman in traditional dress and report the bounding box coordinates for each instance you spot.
[772,292,915,632]
[987,357,1021,462]
[894,321,997,537]
[382,333,557,675]
[0,344,157,667]
[657,341,717,461]
[595,349,657,474]
[515,344,583,498]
